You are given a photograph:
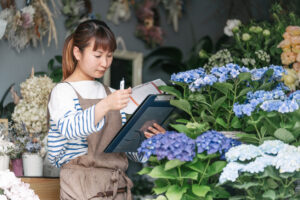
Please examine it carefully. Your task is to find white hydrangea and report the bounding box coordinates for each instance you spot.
[204,49,233,70]
[0,170,39,200]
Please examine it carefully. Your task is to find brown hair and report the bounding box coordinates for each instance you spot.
[62,20,117,80]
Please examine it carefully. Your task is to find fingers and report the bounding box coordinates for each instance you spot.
[153,123,166,133]
[147,126,161,134]
[144,131,154,138]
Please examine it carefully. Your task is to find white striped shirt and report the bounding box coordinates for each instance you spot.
[47,81,127,168]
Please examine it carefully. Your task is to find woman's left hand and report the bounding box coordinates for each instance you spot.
[144,123,166,138]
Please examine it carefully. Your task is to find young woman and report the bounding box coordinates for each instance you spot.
[47,20,165,200]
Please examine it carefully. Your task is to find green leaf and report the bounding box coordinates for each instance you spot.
[148,166,178,179]
[166,185,188,200]
[48,59,54,70]
[274,128,295,143]
[231,116,242,129]
[212,96,227,111]
[266,178,278,189]
[186,160,206,174]
[259,166,281,181]
[237,88,252,99]
[159,85,182,99]
[154,195,167,200]
[55,55,62,63]
[153,186,169,195]
[165,160,185,171]
[169,124,190,135]
[229,196,246,200]
[188,93,209,106]
[212,82,233,95]
[212,187,230,198]
[197,153,219,160]
[180,171,198,180]
[236,133,259,144]
[262,190,276,200]
[231,182,260,189]
[206,161,227,176]
[170,99,192,116]
[192,185,211,197]
[238,72,251,81]
[138,167,152,175]
[175,119,189,124]
[216,117,228,129]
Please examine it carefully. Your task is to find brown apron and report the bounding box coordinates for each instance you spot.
[59,83,133,200]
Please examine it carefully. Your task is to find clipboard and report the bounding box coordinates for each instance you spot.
[104,94,176,153]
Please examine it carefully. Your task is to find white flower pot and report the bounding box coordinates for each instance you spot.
[0,155,9,171]
[22,153,43,176]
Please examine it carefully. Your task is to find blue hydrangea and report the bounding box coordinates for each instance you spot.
[195,130,241,159]
[233,88,300,117]
[25,141,41,153]
[170,64,286,92]
[138,131,196,162]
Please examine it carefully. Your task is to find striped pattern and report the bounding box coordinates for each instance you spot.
[48,98,129,168]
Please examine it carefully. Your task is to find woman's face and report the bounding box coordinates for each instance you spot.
[74,38,113,79]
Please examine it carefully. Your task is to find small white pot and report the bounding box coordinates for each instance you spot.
[0,155,9,171]
[22,153,43,176]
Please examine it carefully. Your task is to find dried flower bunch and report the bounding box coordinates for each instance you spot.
[12,70,55,135]
[0,0,58,52]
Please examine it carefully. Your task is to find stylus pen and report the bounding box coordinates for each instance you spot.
[120,77,125,90]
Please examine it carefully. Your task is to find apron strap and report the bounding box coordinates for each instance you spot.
[111,169,132,200]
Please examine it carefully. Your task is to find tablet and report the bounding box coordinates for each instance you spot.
[104,94,176,152]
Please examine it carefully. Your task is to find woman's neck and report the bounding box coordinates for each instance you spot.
[65,66,94,82]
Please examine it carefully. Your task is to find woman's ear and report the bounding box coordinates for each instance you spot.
[73,46,81,61]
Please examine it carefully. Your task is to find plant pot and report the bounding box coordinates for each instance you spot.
[11,158,23,176]
[0,155,9,170]
[22,153,43,176]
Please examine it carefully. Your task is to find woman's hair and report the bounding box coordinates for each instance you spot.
[62,20,117,80]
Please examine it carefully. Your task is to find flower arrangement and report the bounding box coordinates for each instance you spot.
[0,0,58,52]
[138,130,240,200]
[0,170,39,200]
[11,70,55,157]
[219,140,300,199]
[12,72,55,135]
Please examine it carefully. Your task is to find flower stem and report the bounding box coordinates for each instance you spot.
[177,167,183,186]
[198,158,210,185]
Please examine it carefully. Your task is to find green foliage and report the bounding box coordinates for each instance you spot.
[224,166,300,200]
[0,83,16,121]
[139,154,230,200]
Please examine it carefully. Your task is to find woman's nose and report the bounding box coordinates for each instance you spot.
[100,57,108,67]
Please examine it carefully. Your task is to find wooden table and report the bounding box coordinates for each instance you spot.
[21,177,60,200]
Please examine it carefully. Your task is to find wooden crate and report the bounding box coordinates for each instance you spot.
[21,177,60,200]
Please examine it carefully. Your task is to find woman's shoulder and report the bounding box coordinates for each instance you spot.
[50,82,78,99]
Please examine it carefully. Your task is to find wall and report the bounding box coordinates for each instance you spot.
[0,0,271,104]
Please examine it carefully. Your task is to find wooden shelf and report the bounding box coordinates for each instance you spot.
[21,177,60,200]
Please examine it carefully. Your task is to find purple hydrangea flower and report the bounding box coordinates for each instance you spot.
[138,131,196,162]
[195,130,241,159]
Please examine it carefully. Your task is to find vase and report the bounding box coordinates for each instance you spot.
[0,155,9,171]
[11,158,23,176]
[22,153,43,176]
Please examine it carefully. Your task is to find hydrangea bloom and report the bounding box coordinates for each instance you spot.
[225,144,262,162]
[195,130,241,159]
[234,87,300,117]
[138,131,196,162]
[219,140,300,184]
[0,170,39,200]
[171,64,286,92]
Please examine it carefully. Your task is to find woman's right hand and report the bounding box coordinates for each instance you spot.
[104,88,132,111]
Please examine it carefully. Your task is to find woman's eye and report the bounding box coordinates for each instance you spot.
[95,55,101,58]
